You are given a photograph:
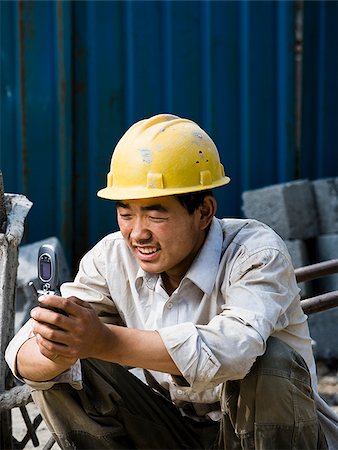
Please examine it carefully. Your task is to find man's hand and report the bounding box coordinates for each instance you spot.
[31,295,110,363]
[20,295,181,381]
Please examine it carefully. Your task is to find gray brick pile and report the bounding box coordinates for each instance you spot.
[242,177,338,360]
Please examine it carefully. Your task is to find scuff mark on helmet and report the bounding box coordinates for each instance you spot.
[192,131,203,139]
[140,148,153,163]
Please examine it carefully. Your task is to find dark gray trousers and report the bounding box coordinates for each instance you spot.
[32,337,328,449]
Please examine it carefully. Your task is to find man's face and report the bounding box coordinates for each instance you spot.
[116,196,208,283]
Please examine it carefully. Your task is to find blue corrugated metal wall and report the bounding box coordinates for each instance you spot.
[301,0,338,179]
[1,0,337,271]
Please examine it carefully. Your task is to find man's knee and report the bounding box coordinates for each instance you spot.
[245,337,316,422]
[219,338,326,448]
[255,336,312,386]
[32,384,88,434]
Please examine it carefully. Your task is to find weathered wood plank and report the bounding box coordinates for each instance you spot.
[0,385,32,412]
[0,171,6,233]
[0,188,32,450]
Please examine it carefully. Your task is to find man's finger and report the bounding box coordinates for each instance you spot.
[32,319,68,344]
[66,296,93,309]
[31,306,68,330]
[38,295,92,316]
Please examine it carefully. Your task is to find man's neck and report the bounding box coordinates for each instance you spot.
[161,272,181,296]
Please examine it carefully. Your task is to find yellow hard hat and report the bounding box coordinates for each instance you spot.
[97,114,230,200]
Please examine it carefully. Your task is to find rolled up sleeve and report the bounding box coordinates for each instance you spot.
[5,319,34,380]
[158,322,221,391]
[159,317,264,391]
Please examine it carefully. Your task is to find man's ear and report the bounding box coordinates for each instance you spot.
[199,196,217,230]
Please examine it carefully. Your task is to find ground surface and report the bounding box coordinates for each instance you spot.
[11,361,338,450]
[11,402,61,450]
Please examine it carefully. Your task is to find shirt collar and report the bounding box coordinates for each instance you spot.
[184,217,223,295]
[135,267,158,291]
[135,217,223,295]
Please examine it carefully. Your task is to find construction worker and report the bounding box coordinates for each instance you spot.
[6,114,338,449]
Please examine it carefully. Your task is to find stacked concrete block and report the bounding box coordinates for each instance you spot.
[241,179,319,240]
[311,178,338,297]
[308,310,338,360]
[284,239,310,297]
[15,236,71,331]
[313,234,338,292]
[283,239,309,269]
[242,179,317,296]
[242,177,338,360]
[312,178,338,234]
[309,179,338,360]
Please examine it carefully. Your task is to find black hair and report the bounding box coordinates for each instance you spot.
[175,190,214,214]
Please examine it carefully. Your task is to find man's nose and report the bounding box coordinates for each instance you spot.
[130,217,151,242]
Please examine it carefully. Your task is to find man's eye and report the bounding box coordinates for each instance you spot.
[149,216,168,222]
[119,213,132,220]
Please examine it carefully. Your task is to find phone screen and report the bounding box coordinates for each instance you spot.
[39,255,52,282]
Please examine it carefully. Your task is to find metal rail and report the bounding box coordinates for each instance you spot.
[295,259,338,314]
[295,259,338,283]
[301,291,338,315]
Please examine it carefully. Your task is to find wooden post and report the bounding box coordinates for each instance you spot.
[0,170,11,449]
[0,172,6,232]
[0,176,32,449]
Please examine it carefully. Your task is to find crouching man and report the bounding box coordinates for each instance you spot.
[6,114,338,449]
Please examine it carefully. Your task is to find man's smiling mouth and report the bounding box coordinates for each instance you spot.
[135,246,159,255]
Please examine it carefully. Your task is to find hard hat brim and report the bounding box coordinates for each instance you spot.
[97,176,230,201]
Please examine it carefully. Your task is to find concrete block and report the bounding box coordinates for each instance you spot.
[284,239,311,298]
[313,234,338,293]
[284,239,309,269]
[307,233,338,361]
[15,237,71,331]
[242,180,319,240]
[308,309,338,360]
[312,178,338,234]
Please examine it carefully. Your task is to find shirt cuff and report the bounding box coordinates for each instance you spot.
[5,319,35,380]
[158,322,221,391]
[23,360,82,391]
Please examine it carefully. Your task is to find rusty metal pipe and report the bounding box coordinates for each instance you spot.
[295,259,338,283]
[301,291,338,315]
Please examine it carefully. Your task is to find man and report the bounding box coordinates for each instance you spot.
[6,114,338,449]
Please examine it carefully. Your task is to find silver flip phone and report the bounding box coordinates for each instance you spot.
[37,244,60,296]
[28,244,67,315]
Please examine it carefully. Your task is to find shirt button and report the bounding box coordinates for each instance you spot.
[177,389,183,395]
[167,302,173,309]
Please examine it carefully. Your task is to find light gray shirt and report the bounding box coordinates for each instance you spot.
[6,218,338,447]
